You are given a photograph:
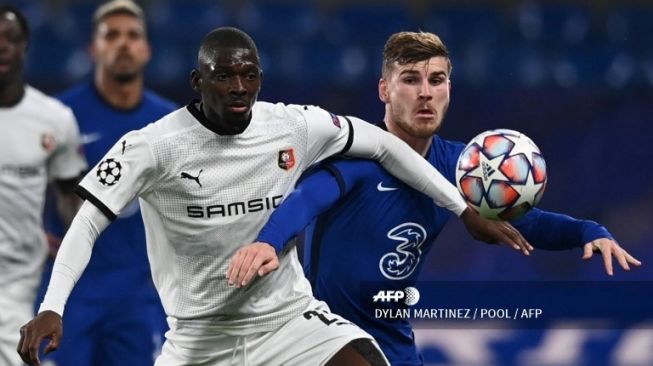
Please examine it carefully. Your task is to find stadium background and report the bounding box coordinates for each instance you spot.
[7,0,652,365]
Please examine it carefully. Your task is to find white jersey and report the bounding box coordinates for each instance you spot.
[0,86,86,285]
[77,101,352,335]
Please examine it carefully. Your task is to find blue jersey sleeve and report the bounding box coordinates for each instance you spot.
[511,208,614,250]
[257,159,376,253]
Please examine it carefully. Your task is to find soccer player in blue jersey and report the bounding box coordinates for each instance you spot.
[42,1,175,365]
[231,31,642,365]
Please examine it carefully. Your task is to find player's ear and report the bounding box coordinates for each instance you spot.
[379,78,389,103]
[190,69,201,92]
[143,41,152,64]
[88,43,97,63]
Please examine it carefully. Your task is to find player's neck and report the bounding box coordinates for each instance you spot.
[0,80,25,107]
[385,118,432,157]
[94,71,143,111]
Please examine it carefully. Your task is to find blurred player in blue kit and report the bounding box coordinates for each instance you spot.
[230,31,643,366]
[42,1,175,365]
[0,5,86,366]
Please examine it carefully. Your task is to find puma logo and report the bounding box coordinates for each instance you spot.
[181,169,203,187]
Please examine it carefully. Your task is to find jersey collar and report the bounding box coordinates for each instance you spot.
[186,99,248,136]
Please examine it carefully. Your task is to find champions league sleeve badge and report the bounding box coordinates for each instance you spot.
[329,112,341,128]
[97,158,122,186]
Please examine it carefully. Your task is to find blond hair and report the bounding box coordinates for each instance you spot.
[382,31,452,78]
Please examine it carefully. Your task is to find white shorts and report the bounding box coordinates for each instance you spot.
[0,274,40,366]
[155,299,389,366]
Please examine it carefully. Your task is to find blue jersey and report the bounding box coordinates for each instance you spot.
[56,83,176,297]
[258,128,612,365]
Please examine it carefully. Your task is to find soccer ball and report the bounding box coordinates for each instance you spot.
[455,129,547,220]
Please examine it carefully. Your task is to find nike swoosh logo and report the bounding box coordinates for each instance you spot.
[377,182,399,192]
[80,132,102,145]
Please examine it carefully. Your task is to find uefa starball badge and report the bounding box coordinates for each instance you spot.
[97,158,122,186]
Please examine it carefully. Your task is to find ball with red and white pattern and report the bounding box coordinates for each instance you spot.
[455,129,547,220]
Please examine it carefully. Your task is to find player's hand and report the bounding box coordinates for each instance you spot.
[17,311,63,366]
[582,238,642,276]
[460,207,533,255]
[226,242,280,288]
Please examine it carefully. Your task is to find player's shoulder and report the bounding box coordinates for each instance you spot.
[24,85,75,121]
[56,83,93,105]
[142,89,178,112]
[137,104,195,139]
[251,101,303,121]
[319,156,384,177]
[433,135,466,154]
[253,101,331,123]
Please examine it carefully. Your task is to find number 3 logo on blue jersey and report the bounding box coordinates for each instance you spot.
[379,223,427,280]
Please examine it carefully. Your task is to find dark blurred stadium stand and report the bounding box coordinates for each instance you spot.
[7,1,652,364]
[13,0,648,278]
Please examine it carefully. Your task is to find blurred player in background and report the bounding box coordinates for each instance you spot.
[41,1,176,365]
[0,5,86,366]
[238,31,642,366]
[18,27,532,366]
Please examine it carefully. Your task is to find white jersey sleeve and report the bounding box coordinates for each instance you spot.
[38,201,110,316]
[298,105,467,216]
[48,102,87,180]
[297,105,353,166]
[77,130,156,219]
[345,116,467,215]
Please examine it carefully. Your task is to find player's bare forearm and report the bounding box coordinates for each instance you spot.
[582,238,642,275]
[227,242,279,288]
[45,232,62,258]
[54,177,83,229]
[460,207,533,255]
[55,191,82,229]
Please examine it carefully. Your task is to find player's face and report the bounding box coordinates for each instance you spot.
[381,56,451,138]
[92,14,150,83]
[192,47,262,130]
[0,11,27,83]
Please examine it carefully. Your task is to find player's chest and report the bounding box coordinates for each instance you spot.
[158,130,305,198]
[0,120,56,166]
[361,175,442,222]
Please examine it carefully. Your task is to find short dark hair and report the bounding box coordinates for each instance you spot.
[382,31,451,78]
[0,5,30,41]
[92,0,146,36]
[198,27,259,66]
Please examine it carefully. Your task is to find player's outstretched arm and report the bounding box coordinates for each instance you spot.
[343,118,533,254]
[510,209,641,274]
[17,311,62,366]
[344,117,468,215]
[460,207,533,255]
[18,201,110,364]
[228,167,345,287]
[582,238,641,276]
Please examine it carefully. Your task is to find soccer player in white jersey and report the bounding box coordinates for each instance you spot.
[18,27,530,366]
[0,6,86,366]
